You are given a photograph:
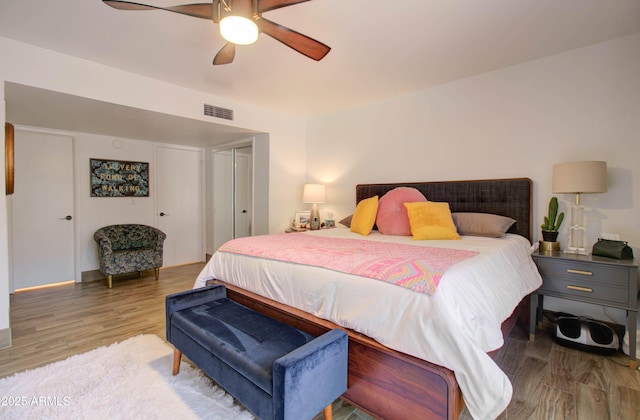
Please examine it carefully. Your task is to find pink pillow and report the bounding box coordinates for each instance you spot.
[376,187,427,235]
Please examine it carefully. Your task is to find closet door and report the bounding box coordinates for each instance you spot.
[234,147,252,239]
[212,150,232,251]
[211,145,253,252]
[11,129,75,290]
[155,145,204,266]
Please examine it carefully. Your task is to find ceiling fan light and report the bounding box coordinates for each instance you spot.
[220,16,258,45]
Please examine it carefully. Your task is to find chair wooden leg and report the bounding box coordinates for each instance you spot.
[154,267,160,281]
[323,404,332,420]
[173,349,182,375]
[107,275,113,289]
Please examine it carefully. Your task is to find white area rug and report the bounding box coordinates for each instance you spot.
[0,334,255,420]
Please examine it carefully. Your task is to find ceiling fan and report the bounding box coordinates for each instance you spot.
[102,0,331,65]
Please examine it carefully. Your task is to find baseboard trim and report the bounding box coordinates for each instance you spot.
[81,269,105,283]
[0,327,12,349]
[81,269,160,283]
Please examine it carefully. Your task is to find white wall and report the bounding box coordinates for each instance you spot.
[0,37,307,340]
[73,131,157,273]
[307,33,640,323]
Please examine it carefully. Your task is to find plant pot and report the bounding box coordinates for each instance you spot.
[539,241,560,254]
[541,230,559,242]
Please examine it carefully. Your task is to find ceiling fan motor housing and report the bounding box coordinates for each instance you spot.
[216,0,259,22]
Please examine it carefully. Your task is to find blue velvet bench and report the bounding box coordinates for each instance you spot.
[166,284,348,420]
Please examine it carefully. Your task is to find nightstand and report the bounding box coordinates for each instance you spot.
[530,251,638,369]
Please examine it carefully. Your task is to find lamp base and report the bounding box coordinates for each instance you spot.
[564,246,589,256]
[567,202,588,255]
[309,204,320,230]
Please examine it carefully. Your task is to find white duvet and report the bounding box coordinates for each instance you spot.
[194,227,542,419]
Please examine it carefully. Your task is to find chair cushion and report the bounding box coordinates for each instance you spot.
[171,298,316,395]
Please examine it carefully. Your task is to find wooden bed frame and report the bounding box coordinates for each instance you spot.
[213,178,533,419]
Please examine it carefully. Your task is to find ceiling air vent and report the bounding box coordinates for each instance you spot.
[204,104,234,121]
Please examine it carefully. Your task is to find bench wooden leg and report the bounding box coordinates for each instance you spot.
[155,267,160,281]
[173,349,182,375]
[107,275,113,289]
[323,404,332,420]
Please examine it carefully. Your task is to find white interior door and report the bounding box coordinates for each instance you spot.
[155,146,203,266]
[212,151,233,251]
[234,148,252,239]
[11,129,75,290]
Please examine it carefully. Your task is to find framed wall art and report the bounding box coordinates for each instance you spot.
[90,158,149,197]
[294,210,311,228]
[5,123,14,195]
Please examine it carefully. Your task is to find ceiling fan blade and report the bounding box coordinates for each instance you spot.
[102,1,213,20]
[259,18,330,61]
[213,43,236,65]
[258,0,310,13]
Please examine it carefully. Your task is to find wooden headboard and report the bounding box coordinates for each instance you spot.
[356,178,533,242]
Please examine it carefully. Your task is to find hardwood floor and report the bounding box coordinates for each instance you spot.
[0,263,202,378]
[1,263,638,419]
[460,316,640,420]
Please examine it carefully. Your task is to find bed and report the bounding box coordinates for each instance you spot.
[194,178,542,420]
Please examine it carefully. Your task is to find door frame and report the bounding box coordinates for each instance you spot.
[206,134,268,254]
[209,138,255,253]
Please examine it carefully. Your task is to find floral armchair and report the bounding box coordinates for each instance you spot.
[94,224,166,288]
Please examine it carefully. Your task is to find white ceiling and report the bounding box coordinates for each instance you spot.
[1,0,639,144]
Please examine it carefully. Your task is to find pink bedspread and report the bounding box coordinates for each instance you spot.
[218,234,478,295]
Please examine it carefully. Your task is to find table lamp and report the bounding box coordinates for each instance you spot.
[303,183,325,230]
[552,161,607,254]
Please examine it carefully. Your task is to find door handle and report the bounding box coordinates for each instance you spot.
[160,212,169,216]
[61,215,72,221]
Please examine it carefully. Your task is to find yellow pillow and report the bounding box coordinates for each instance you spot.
[350,195,379,236]
[404,201,461,240]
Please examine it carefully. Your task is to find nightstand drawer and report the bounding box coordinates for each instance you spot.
[538,275,629,305]
[536,258,629,288]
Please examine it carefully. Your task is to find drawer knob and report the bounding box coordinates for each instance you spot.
[567,285,593,293]
[567,269,593,276]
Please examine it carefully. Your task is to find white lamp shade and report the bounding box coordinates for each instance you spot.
[552,161,607,194]
[220,16,258,45]
[303,184,326,203]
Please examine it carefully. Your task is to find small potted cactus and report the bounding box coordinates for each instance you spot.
[540,196,564,243]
